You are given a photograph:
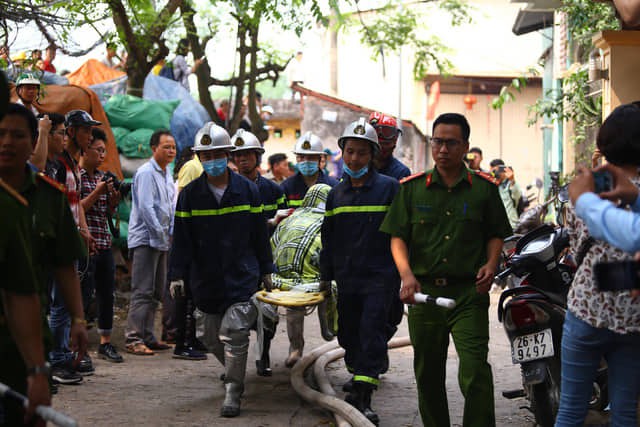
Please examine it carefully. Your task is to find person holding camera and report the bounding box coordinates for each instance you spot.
[78,128,123,364]
[465,146,484,172]
[558,102,640,427]
[489,159,522,230]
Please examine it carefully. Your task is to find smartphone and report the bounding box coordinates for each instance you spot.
[593,170,613,194]
[465,153,476,161]
[594,261,640,291]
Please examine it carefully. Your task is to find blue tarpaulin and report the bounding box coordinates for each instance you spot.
[143,74,211,155]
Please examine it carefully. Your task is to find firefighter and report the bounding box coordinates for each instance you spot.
[281,131,338,207]
[169,122,273,418]
[320,118,400,425]
[230,128,286,376]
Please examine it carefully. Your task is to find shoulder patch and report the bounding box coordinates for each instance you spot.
[0,178,28,206]
[37,172,66,193]
[399,171,426,184]
[474,170,499,185]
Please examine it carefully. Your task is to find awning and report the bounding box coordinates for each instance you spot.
[512,9,554,35]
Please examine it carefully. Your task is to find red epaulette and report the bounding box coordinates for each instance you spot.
[399,171,426,185]
[474,170,499,185]
[36,172,66,193]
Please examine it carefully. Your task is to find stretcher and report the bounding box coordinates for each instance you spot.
[255,289,327,307]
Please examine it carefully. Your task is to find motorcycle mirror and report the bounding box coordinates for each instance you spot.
[535,178,544,189]
[558,185,569,203]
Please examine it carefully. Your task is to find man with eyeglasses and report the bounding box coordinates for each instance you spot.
[368,112,411,181]
[381,113,511,427]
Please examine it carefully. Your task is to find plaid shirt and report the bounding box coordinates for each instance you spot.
[80,169,112,250]
[270,184,331,291]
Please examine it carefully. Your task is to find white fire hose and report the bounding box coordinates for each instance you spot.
[291,293,455,426]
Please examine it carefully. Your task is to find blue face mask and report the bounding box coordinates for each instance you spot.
[298,161,319,177]
[344,164,369,179]
[202,158,228,177]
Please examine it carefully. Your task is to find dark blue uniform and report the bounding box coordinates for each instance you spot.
[255,173,286,219]
[377,156,411,181]
[281,171,338,208]
[320,170,399,387]
[376,155,411,343]
[169,170,273,314]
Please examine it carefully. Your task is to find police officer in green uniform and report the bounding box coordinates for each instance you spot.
[0,104,88,389]
[0,121,51,424]
[380,113,511,427]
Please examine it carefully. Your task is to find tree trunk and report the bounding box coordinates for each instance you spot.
[247,23,268,142]
[181,1,219,123]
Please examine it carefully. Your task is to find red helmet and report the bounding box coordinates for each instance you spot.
[368,111,401,141]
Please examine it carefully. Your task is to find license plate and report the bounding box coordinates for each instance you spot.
[511,329,554,363]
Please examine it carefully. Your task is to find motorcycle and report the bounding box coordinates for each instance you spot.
[496,177,608,426]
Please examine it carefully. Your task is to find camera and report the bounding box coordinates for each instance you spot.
[593,170,613,194]
[102,171,132,197]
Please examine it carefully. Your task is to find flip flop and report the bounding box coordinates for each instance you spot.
[125,343,154,356]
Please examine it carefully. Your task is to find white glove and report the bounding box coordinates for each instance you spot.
[262,274,273,292]
[169,279,185,299]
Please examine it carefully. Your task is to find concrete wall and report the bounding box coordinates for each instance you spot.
[429,86,544,191]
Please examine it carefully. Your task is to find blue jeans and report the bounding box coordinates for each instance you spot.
[555,311,640,427]
[49,281,72,366]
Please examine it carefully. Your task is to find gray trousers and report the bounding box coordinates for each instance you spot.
[125,246,167,345]
[196,302,257,386]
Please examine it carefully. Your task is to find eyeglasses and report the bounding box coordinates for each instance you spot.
[430,138,464,148]
[50,130,66,136]
[374,125,399,141]
[88,147,106,154]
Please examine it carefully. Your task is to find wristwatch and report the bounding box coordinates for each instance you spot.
[27,362,51,376]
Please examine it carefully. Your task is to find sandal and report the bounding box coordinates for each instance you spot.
[125,343,154,356]
[146,341,172,351]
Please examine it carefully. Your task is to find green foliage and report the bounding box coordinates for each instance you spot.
[560,0,619,58]
[490,68,539,110]
[342,0,472,79]
[528,68,602,162]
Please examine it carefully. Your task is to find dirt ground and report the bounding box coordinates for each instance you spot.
[53,291,611,427]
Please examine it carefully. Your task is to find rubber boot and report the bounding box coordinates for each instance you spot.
[256,334,273,376]
[345,382,380,426]
[221,347,247,417]
[220,382,243,417]
[317,300,335,341]
[285,307,305,368]
[342,376,355,393]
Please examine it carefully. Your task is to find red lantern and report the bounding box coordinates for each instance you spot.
[463,94,477,110]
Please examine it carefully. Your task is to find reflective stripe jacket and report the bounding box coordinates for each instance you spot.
[320,170,400,292]
[169,170,273,314]
[281,171,338,208]
[255,173,286,219]
[377,156,411,181]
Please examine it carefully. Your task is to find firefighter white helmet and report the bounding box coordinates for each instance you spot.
[230,129,264,154]
[192,122,233,152]
[293,131,324,156]
[337,117,380,155]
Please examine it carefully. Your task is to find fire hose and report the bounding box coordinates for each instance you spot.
[0,382,77,427]
[291,293,455,426]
